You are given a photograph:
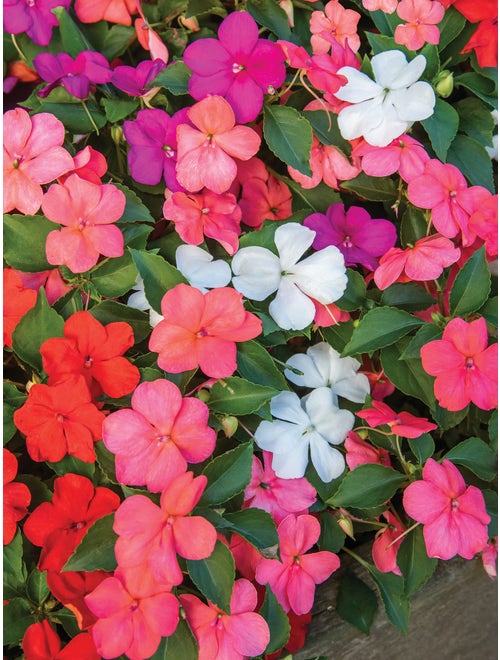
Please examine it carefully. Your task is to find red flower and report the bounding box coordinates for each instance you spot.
[13,376,106,463]
[356,400,437,438]
[3,448,31,545]
[22,620,99,660]
[23,473,120,571]
[3,268,37,347]
[40,311,140,399]
[461,19,498,68]
[46,570,111,630]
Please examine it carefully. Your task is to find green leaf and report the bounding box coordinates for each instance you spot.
[186,0,226,18]
[381,283,436,313]
[54,607,82,639]
[47,455,95,479]
[223,508,278,551]
[431,403,469,431]
[397,526,437,597]
[15,475,52,508]
[456,97,495,147]
[367,9,401,37]
[102,97,139,123]
[208,377,279,416]
[318,512,346,554]
[89,300,151,343]
[114,183,155,223]
[260,584,291,654]
[3,383,27,443]
[337,570,378,634]
[322,321,355,354]
[286,176,341,214]
[26,569,50,605]
[341,172,397,201]
[342,307,424,356]
[399,324,442,359]
[407,433,435,464]
[40,100,107,134]
[479,295,498,328]
[336,269,367,312]
[149,620,198,659]
[4,531,28,600]
[129,248,187,314]
[449,246,490,316]
[3,597,35,645]
[302,110,351,154]
[63,513,118,572]
[483,489,497,537]
[400,205,428,245]
[102,25,136,60]
[52,7,94,56]
[381,338,436,409]
[327,464,406,509]
[152,61,191,95]
[488,409,498,453]
[438,7,466,51]
[247,0,293,40]
[95,440,118,484]
[366,32,411,59]
[200,442,253,505]
[237,341,288,390]
[187,540,235,613]
[455,72,497,109]
[4,214,55,272]
[420,43,439,82]
[364,563,410,632]
[447,135,495,192]
[445,437,497,481]
[91,252,139,298]
[12,289,65,372]
[421,98,459,161]
[263,105,313,176]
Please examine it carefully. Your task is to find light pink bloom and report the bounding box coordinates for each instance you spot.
[403,458,490,560]
[288,136,360,190]
[256,514,340,614]
[3,108,73,215]
[395,0,445,50]
[180,579,270,660]
[344,431,392,470]
[468,192,498,257]
[310,1,361,54]
[372,511,405,575]
[362,0,398,11]
[352,135,430,183]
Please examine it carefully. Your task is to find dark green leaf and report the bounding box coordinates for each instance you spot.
[420,44,439,82]
[400,205,428,245]
[115,183,155,223]
[263,105,313,176]
[89,300,151,343]
[26,569,50,605]
[327,464,406,509]
[438,7,466,51]
[102,24,136,60]
[91,252,139,297]
[488,410,498,452]
[63,513,118,572]
[366,32,411,59]
[322,321,355,354]
[152,61,191,95]
[336,269,367,312]
[122,223,151,249]
[337,570,378,634]
[40,100,107,134]
[149,620,198,659]
[341,172,397,202]
[364,563,410,632]
[260,584,291,654]
[445,437,497,481]
[318,512,346,553]
[95,440,118,484]
[483,489,497,537]
[381,283,436,313]
[247,0,293,40]
[381,338,436,409]
[421,98,459,161]
[187,540,235,613]
[102,98,139,123]
[399,324,442,359]
[4,214,55,272]
[3,383,27,443]
[397,526,437,597]
[455,72,497,109]
[302,110,351,154]
[449,246,491,316]
[200,442,253,505]
[3,597,34,644]
[479,296,498,328]
[447,135,495,192]
[186,0,226,18]
[430,403,469,431]
[47,454,95,479]
[53,288,84,319]
[237,341,288,390]
[367,9,401,37]
[305,464,344,504]
[208,377,279,416]
[224,508,278,551]
[456,97,495,147]
[15,475,52,508]
[129,248,186,314]
[52,7,94,56]
[408,433,435,464]
[4,531,27,600]
[54,607,82,639]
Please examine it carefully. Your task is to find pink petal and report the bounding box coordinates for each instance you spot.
[286,566,317,615]
[173,516,217,560]
[22,147,74,184]
[84,576,131,618]
[172,398,215,463]
[299,551,340,583]
[140,592,179,637]
[102,409,154,456]
[225,612,270,657]
[218,11,259,59]
[131,379,181,431]
[403,480,450,524]
[84,224,124,258]
[423,511,461,559]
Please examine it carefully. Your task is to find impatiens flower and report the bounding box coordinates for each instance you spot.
[313,300,350,327]
[420,317,498,411]
[3,448,31,545]
[468,193,498,257]
[403,458,490,560]
[481,538,497,580]
[22,621,99,660]
[46,569,111,630]
[232,223,348,331]
[255,389,354,482]
[102,379,216,492]
[304,203,397,270]
[3,268,37,347]
[256,514,340,614]
[373,234,461,290]
[284,342,370,404]
[85,568,179,660]
[3,108,73,215]
[113,471,217,586]
[110,59,166,97]
[372,511,405,575]
[461,18,498,68]
[310,0,361,54]
[175,245,232,293]
[180,579,271,660]
[33,51,112,99]
[23,473,119,571]
[42,174,125,274]
[183,11,286,123]
[75,0,137,25]
[394,0,445,51]
[3,0,70,46]
[288,136,360,190]
[362,0,398,11]
[40,311,140,399]
[163,189,242,255]
[134,13,169,62]
[352,134,430,183]
[59,146,107,185]
[334,50,435,147]
[344,431,392,470]
[238,171,292,230]
[244,452,317,524]
[357,400,437,438]
[15,268,70,305]
[149,283,262,378]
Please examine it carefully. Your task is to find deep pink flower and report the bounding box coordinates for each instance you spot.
[468,193,498,257]
[310,0,361,54]
[356,400,437,438]
[403,458,490,560]
[372,511,405,575]
[288,137,360,190]
[4,0,70,47]
[394,0,445,50]
[33,51,112,99]
[420,317,498,411]
[180,579,270,660]
[184,11,286,123]
[344,431,392,470]
[59,146,107,185]
[110,59,166,97]
[102,379,216,492]
[304,202,397,270]
[352,135,430,183]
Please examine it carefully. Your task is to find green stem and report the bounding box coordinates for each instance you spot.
[80,100,100,135]
[341,546,370,569]
[11,34,27,62]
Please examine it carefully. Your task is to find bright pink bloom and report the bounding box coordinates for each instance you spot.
[59,146,107,185]
[238,172,292,230]
[481,537,497,580]
[373,234,461,290]
[102,379,215,492]
[85,568,178,660]
[344,431,392,470]
[42,174,125,273]
[244,452,317,524]
[352,135,430,183]
[163,189,242,255]
[3,108,73,215]
[420,317,498,411]
[356,400,437,438]
[394,0,445,51]
[176,95,261,194]
[372,511,405,575]
[33,51,111,99]
[310,1,361,54]
[403,458,490,560]
[149,283,262,378]
[180,579,270,660]
[3,448,31,545]
[74,0,137,25]
[362,0,398,11]
[256,514,340,614]
[468,193,498,257]
[22,620,99,660]
[113,471,217,586]
[3,0,70,47]
[288,136,360,190]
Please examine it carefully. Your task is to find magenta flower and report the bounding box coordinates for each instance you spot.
[183,11,286,123]
[110,58,166,97]
[33,51,112,99]
[304,203,397,270]
[4,0,69,47]
[122,107,189,189]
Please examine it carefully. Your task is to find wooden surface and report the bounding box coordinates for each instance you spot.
[297,551,498,659]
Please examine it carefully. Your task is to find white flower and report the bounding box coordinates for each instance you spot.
[254,389,354,482]
[175,244,231,293]
[334,50,436,147]
[127,276,164,327]
[231,223,347,330]
[284,342,370,404]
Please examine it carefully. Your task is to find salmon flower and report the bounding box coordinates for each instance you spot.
[74,0,137,25]
[310,0,361,54]
[394,0,445,51]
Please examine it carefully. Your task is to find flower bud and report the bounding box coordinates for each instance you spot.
[197,389,211,403]
[434,70,453,98]
[337,514,355,539]
[110,124,123,146]
[221,415,238,438]
[179,15,199,31]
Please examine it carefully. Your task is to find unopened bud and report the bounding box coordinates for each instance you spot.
[26,373,42,392]
[353,319,360,328]
[221,416,238,438]
[337,514,355,540]
[279,0,294,27]
[110,124,123,145]
[197,389,210,403]
[357,429,368,440]
[434,70,453,98]
[178,15,199,31]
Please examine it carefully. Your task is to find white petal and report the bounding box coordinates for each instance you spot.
[270,391,310,426]
[309,434,346,482]
[363,98,408,147]
[304,387,355,444]
[175,244,231,291]
[371,50,424,89]
[269,278,316,330]
[309,343,344,386]
[337,97,385,141]
[127,289,149,312]
[149,309,164,327]
[290,246,347,303]
[333,372,371,404]
[231,246,281,300]
[271,437,310,479]
[284,353,326,388]
[274,223,315,270]
[390,54,427,89]
[335,67,382,103]
[391,82,436,121]
[255,419,305,454]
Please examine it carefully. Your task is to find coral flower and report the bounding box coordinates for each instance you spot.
[3,108,73,215]
[403,458,490,560]
[352,134,430,183]
[149,283,262,378]
[46,569,110,630]
[362,0,398,10]
[310,0,361,54]
[394,0,445,51]
[59,146,107,185]
[74,0,137,25]
[180,579,271,660]
[3,268,37,347]
[175,95,261,194]
[344,431,392,470]
[239,173,292,230]
[372,511,405,575]
[288,136,360,190]
[468,193,498,257]
[102,379,216,492]
[420,317,498,411]
[22,620,99,660]
[356,400,437,438]
[3,448,31,545]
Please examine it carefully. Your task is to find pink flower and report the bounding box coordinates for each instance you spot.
[175,95,261,194]
[3,0,70,47]
[481,537,497,580]
[113,471,217,586]
[312,300,350,327]
[288,136,360,190]
[362,0,398,11]
[102,379,215,492]
[180,579,270,660]
[59,146,107,185]
[372,511,405,575]
[344,431,392,470]
[74,0,137,25]
[356,400,437,438]
[42,174,125,273]
[134,13,169,62]
[238,171,292,230]
[403,458,490,560]
[352,135,430,183]
[373,234,461,290]
[394,0,445,51]
[310,0,361,54]
[3,108,73,215]
[256,514,340,615]
[468,193,498,257]
[420,317,498,411]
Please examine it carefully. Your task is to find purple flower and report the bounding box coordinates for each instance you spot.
[304,203,397,271]
[110,59,166,97]
[4,0,70,47]
[33,51,112,99]
[122,107,189,189]
[183,11,286,124]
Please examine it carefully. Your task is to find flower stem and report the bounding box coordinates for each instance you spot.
[385,520,420,549]
[11,34,27,62]
[80,100,100,135]
[238,419,257,441]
